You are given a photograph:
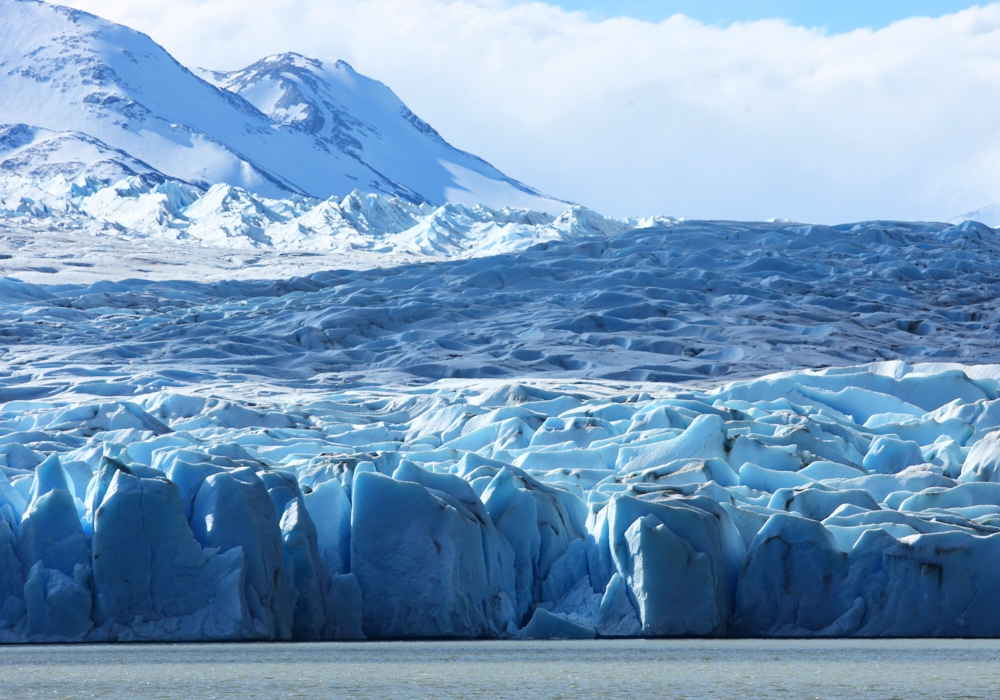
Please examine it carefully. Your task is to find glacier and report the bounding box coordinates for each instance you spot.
[1,211,1000,641]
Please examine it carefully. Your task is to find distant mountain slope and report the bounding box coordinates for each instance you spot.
[0,0,565,211]
[199,54,564,212]
[953,204,1000,227]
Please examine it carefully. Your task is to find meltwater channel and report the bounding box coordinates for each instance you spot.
[1,640,999,699]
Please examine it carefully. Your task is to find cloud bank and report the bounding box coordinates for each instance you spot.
[59,0,1000,222]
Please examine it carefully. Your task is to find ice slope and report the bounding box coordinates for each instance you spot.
[2,362,1000,641]
[0,0,563,210]
[200,54,565,214]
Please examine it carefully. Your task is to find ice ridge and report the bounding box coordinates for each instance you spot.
[0,175,625,260]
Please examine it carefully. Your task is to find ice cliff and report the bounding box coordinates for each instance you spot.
[3,363,1000,641]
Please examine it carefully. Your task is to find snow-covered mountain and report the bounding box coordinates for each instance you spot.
[198,54,561,212]
[0,0,564,211]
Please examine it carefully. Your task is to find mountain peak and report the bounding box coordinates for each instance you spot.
[0,0,567,212]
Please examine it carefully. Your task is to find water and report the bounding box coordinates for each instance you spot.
[1,639,998,699]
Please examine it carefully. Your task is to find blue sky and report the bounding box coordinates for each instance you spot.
[547,0,982,32]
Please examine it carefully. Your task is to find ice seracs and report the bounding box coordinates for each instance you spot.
[0,174,620,259]
[2,362,1000,641]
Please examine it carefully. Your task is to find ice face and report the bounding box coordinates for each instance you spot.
[0,361,999,641]
[351,468,517,638]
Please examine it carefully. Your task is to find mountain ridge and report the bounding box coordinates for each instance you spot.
[0,0,566,212]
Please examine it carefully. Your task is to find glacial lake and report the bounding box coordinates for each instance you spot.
[1,639,998,699]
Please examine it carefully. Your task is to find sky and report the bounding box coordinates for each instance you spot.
[59,0,1000,223]
[547,1,982,32]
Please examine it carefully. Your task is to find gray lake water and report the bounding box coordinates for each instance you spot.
[1,639,998,699]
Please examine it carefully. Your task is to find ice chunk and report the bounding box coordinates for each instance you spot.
[92,470,251,640]
[733,513,847,636]
[898,482,1000,512]
[190,468,289,639]
[520,607,596,640]
[350,470,516,638]
[875,530,1000,636]
[863,436,924,475]
[739,463,811,493]
[529,416,615,448]
[0,520,26,630]
[19,469,89,583]
[960,430,1000,482]
[482,467,540,621]
[799,461,866,480]
[541,538,588,604]
[606,494,741,636]
[594,572,641,637]
[24,562,92,639]
[277,497,328,640]
[323,573,365,640]
[769,485,880,521]
[728,436,802,472]
[29,454,77,502]
[615,414,727,473]
[623,514,723,636]
[822,469,953,504]
[0,471,27,524]
[303,478,352,577]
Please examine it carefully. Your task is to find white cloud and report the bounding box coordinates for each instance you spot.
[59,0,1000,222]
